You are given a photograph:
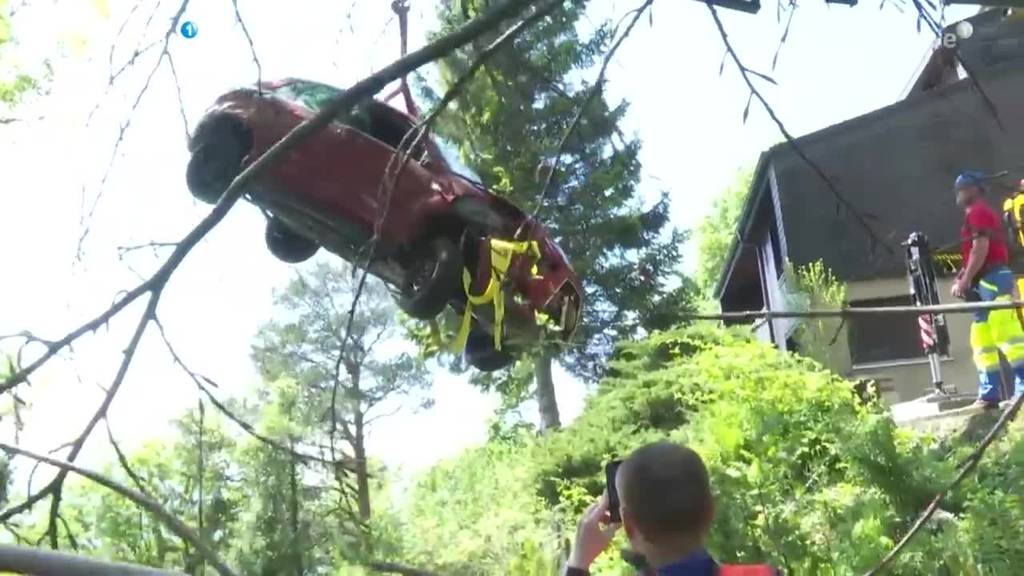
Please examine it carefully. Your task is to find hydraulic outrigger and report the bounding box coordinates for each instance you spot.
[904,232,954,400]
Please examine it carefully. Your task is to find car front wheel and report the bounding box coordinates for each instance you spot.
[396,236,463,320]
[265,218,319,263]
[186,119,250,204]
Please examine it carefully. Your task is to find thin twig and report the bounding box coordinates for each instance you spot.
[117,241,180,259]
[107,0,145,78]
[57,514,79,551]
[166,51,191,141]
[1,0,538,398]
[708,2,894,256]
[231,0,263,94]
[78,0,192,259]
[863,393,1024,575]
[0,442,240,576]
[89,0,166,125]
[154,319,354,467]
[105,417,153,495]
[523,0,652,232]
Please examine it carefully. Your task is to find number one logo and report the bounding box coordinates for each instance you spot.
[180,21,198,39]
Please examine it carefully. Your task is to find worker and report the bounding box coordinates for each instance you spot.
[1002,178,1024,248]
[952,170,1024,408]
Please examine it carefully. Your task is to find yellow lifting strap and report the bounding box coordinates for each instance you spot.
[449,238,543,354]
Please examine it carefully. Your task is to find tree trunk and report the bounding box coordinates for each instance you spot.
[350,365,372,521]
[288,441,303,576]
[534,353,561,433]
[354,411,371,521]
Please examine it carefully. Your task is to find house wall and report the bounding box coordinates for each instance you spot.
[771,61,1024,282]
[842,277,977,403]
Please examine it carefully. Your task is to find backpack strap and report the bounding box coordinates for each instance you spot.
[719,565,777,576]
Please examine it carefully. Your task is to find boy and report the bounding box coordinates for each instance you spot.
[564,441,776,576]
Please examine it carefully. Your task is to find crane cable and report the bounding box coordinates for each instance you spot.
[382,0,421,118]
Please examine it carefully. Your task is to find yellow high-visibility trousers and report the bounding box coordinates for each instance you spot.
[970,267,1024,403]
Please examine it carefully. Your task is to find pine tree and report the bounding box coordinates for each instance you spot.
[422,1,693,430]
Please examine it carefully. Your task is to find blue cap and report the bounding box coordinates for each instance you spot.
[954,170,987,191]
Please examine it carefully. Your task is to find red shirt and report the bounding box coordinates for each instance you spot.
[961,200,1009,272]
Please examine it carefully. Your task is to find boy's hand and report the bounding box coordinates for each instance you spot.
[567,493,621,570]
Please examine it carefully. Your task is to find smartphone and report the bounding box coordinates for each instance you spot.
[605,459,623,523]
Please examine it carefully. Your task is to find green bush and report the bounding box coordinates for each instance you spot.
[392,437,560,575]
[390,325,1024,575]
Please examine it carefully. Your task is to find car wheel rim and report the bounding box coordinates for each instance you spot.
[408,258,437,292]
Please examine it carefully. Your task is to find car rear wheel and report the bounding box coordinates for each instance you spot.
[186,120,250,204]
[265,218,319,263]
[396,236,463,320]
[465,323,515,372]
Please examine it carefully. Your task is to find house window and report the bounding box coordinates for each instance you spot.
[848,295,926,366]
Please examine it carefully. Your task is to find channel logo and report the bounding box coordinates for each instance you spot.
[180,21,198,39]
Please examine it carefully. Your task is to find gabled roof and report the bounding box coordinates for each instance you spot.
[715,54,1024,298]
[712,150,775,299]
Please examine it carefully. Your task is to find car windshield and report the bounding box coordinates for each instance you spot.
[433,137,482,183]
[272,80,342,112]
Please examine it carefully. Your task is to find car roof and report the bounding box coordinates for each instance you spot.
[262,78,528,220]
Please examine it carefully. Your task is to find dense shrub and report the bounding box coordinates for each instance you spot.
[389,325,1024,575]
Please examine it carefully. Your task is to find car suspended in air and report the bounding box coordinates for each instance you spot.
[184,78,582,371]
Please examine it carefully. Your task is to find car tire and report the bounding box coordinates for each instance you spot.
[465,324,515,372]
[265,218,319,263]
[397,236,463,320]
[186,120,250,204]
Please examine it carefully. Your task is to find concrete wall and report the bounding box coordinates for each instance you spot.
[842,277,977,403]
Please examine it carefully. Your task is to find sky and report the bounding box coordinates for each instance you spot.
[0,0,977,494]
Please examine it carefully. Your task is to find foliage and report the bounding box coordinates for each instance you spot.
[382,324,1024,575]
[786,259,850,371]
[17,318,1024,575]
[253,262,429,520]
[389,437,561,576]
[57,410,242,573]
[0,2,33,107]
[416,0,695,428]
[694,167,753,299]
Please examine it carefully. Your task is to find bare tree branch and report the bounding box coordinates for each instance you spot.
[57,514,79,551]
[78,0,193,258]
[2,0,537,397]
[0,442,240,576]
[366,561,438,576]
[231,0,263,93]
[117,241,180,259]
[43,286,161,549]
[708,2,895,256]
[154,319,353,467]
[105,417,154,495]
[166,51,191,141]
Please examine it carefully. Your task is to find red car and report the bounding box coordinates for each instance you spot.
[185,78,583,371]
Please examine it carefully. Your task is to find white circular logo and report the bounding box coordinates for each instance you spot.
[955,21,974,40]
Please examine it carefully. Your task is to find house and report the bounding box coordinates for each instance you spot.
[714,9,1024,402]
